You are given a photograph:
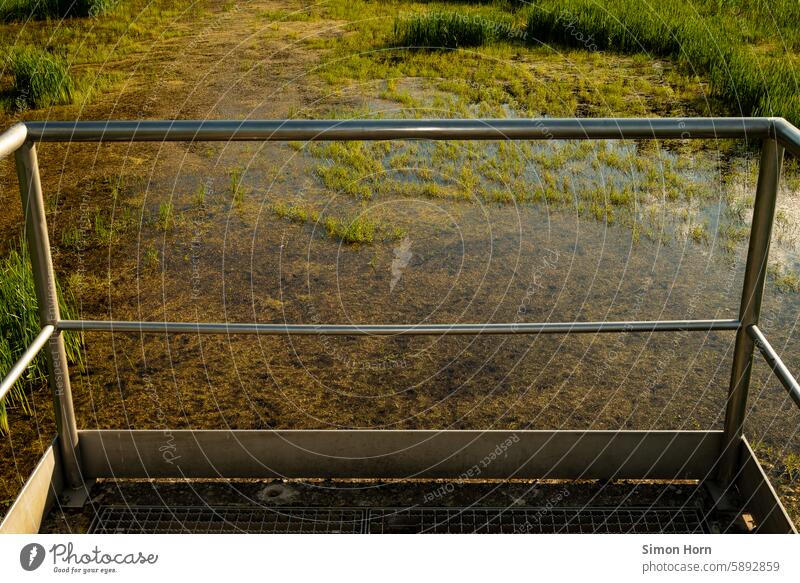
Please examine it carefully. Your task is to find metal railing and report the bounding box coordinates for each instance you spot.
[2,117,800,496]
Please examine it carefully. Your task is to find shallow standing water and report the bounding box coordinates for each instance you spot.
[33,136,797,465]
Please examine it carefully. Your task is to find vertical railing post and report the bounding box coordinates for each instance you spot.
[719,137,784,485]
[14,140,84,490]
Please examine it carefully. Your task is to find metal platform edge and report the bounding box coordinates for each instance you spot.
[737,437,797,534]
[79,429,722,480]
[0,440,63,534]
[1,430,796,533]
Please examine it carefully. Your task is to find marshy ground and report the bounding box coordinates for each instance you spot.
[1,0,798,524]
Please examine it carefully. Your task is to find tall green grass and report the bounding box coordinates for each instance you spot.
[394,10,522,49]
[400,1,800,124]
[0,241,82,433]
[0,0,115,21]
[6,46,75,110]
[523,0,800,125]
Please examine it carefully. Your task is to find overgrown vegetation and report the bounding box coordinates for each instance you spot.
[382,1,800,125]
[393,10,520,48]
[5,47,74,110]
[0,242,82,433]
[523,0,800,125]
[0,0,210,112]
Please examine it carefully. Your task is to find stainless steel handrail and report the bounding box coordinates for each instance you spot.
[22,117,775,142]
[1,116,799,492]
[57,318,741,335]
[749,325,800,410]
[0,325,54,403]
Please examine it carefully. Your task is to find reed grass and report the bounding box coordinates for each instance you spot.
[393,9,521,49]
[6,46,74,110]
[523,0,800,125]
[0,241,82,433]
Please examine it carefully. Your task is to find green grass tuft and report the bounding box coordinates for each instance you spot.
[271,201,405,245]
[194,183,208,208]
[6,46,74,110]
[157,201,174,231]
[143,244,159,269]
[0,241,82,433]
[768,262,800,293]
[229,167,246,205]
[324,215,376,245]
[393,10,520,49]
[272,201,310,223]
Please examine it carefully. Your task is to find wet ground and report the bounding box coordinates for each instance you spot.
[1,0,799,524]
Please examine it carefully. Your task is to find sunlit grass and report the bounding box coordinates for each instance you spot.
[524,0,800,124]
[271,201,404,245]
[394,11,504,49]
[6,46,74,110]
[157,201,174,231]
[0,241,82,433]
[0,0,213,112]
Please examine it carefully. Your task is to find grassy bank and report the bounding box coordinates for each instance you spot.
[523,0,800,125]
[393,8,522,48]
[379,1,800,125]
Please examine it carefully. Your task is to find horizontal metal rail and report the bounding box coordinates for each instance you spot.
[22,117,777,143]
[57,318,741,335]
[0,325,54,403]
[748,325,800,409]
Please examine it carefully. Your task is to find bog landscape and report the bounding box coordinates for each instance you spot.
[0,0,798,529]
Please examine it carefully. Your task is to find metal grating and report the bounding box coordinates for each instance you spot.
[89,506,708,534]
[367,507,707,534]
[89,507,365,534]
